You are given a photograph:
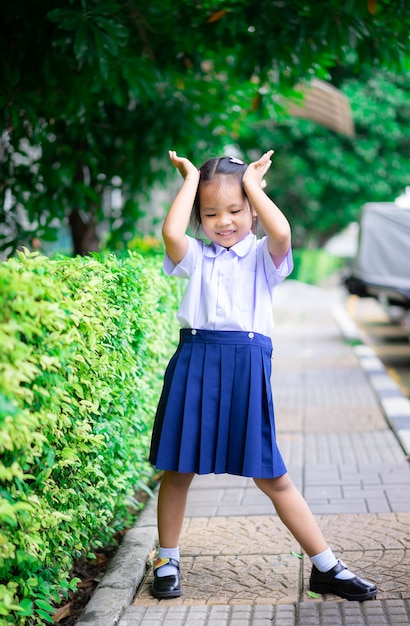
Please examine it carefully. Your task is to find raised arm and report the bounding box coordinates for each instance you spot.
[242,150,291,266]
[162,150,200,265]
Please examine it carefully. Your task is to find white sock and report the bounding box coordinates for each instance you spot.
[310,548,355,580]
[155,546,180,578]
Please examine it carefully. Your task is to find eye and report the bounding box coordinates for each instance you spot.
[231,209,242,214]
[204,213,216,217]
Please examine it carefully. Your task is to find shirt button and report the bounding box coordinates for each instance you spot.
[248,332,254,339]
[217,308,225,316]
[191,329,197,335]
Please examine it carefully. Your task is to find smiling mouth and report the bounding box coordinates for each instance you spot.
[217,230,235,237]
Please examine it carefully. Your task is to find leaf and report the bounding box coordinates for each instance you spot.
[35,598,56,612]
[16,598,33,616]
[307,590,321,599]
[290,550,303,559]
[207,9,228,23]
[52,602,72,623]
[367,0,377,15]
[36,608,55,623]
[0,394,18,417]
[86,2,121,17]
[74,24,91,62]
[47,9,80,29]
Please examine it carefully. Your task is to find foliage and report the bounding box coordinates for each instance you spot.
[0,250,181,625]
[1,1,410,256]
[240,70,410,247]
[291,249,343,284]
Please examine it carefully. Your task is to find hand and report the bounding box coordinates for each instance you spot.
[243,149,274,190]
[169,150,199,180]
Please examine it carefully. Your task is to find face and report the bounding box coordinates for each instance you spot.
[199,177,255,248]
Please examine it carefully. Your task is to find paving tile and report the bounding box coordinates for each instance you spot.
[179,515,300,557]
[132,513,410,611]
[135,553,300,606]
[123,598,410,625]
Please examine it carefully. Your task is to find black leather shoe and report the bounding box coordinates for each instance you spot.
[151,557,182,599]
[309,561,377,601]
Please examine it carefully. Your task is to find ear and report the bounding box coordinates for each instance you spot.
[247,198,257,218]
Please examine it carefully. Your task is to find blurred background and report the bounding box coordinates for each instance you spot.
[1,1,410,342]
[1,0,409,262]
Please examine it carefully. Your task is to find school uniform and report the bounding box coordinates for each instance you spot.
[149,231,293,478]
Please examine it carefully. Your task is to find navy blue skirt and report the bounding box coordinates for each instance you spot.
[149,329,287,478]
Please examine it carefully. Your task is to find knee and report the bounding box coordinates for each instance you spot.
[253,473,293,495]
[161,470,195,490]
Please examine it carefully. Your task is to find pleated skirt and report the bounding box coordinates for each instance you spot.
[149,329,287,478]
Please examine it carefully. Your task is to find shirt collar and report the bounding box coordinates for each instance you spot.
[203,231,255,258]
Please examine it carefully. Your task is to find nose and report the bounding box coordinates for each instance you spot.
[216,212,232,227]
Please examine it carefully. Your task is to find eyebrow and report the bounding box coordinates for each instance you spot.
[202,203,242,212]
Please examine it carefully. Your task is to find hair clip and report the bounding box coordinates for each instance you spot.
[229,156,245,165]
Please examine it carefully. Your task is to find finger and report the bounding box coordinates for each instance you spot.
[262,150,274,164]
[255,152,272,169]
[262,153,274,171]
[256,160,271,177]
[258,151,273,169]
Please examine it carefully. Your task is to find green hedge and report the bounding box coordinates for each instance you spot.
[291,248,343,284]
[0,250,181,625]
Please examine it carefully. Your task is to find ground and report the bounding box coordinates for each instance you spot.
[53,535,124,625]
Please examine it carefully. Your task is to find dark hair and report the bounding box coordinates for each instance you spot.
[192,156,248,229]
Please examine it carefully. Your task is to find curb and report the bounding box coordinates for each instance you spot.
[333,303,410,458]
[75,495,158,626]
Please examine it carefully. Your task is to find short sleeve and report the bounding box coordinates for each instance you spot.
[163,236,199,278]
[259,238,293,288]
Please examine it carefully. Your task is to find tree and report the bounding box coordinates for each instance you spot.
[1,0,410,256]
[238,70,410,247]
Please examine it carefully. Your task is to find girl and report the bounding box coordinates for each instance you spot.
[148,149,377,602]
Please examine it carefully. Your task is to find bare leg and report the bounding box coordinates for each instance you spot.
[157,470,195,548]
[253,473,378,601]
[253,473,328,556]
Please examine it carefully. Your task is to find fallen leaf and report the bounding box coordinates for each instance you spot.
[77,579,95,588]
[93,552,110,565]
[147,549,157,563]
[290,550,303,559]
[52,603,72,623]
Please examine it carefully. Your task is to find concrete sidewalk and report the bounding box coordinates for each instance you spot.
[76,280,410,626]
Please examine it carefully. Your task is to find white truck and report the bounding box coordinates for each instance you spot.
[344,201,410,331]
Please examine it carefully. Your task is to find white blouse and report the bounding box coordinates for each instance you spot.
[164,231,293,336]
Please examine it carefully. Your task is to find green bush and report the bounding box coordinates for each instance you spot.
[291,248,343,284]
[0,249,181,625]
